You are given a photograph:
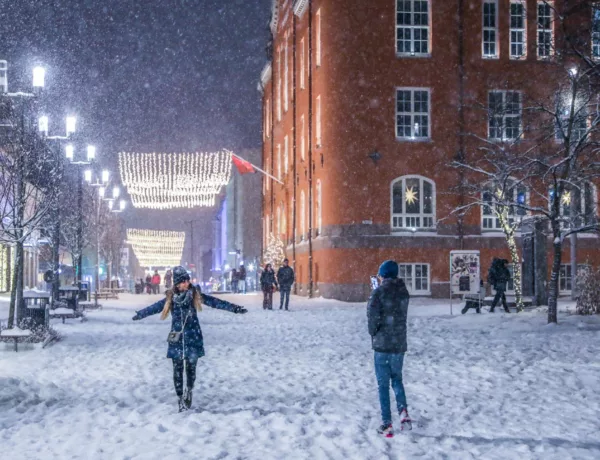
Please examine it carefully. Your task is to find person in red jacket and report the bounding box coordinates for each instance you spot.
[152,270,161,294]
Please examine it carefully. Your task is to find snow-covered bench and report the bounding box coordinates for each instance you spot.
[49,307,79,324]
[0,327,32,352]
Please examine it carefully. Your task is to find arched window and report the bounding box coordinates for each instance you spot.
[300,190,306,240]
[316,180,322,236]
[558,182,597,227]
[391,176,436,230]
[482,180,528,230]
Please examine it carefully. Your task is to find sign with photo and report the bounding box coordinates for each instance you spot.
[450,250,480,295]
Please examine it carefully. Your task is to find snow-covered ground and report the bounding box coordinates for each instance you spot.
[1,293,600,460]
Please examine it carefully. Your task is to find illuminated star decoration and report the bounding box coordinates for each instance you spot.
[562,191,572,206]
[405,186,419,206]
[118,151,233,209]
[127,229,185,267]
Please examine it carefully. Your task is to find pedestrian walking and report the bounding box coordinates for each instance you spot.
[152,270,161,294]
[276,259,295,310]
[132,266,247,412]
[260,263,278,310]
[238,264,247,294]
[368,260,412,437]
[145,274,153,294]
[488,258,511,313]
[231,268,239,294]
[165,269,173,290]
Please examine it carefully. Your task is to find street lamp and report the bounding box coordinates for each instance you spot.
[65,144,74,160]
[32,66,46,89]
[87,145,96,162]
[66,116,76,136]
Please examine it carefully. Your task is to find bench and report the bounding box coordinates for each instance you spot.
[49,307,80,324]
[0,328,32,352]
[94,291,119,300]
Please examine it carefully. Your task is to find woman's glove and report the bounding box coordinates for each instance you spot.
[234,306,248,314]
[132,313,142,321]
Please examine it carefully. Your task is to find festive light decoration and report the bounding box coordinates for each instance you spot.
[263,233,286,269]
[118,151,233,209]
[126,229,185,268]
[405,186,418,205]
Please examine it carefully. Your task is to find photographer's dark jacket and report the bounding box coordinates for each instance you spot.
[367,278,410,353]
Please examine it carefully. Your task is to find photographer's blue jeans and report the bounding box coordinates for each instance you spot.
[374,352,407,424]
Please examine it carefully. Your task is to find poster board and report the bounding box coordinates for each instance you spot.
[450,250,480,295]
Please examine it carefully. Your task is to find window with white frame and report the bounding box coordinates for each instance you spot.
[537,2,553,58]
[488,91,522,140]
[301,115,305,160]
[300,37,305,89]
[559,264,589,293]
[300,190,306,240]
[282,204,287,241]
[483,0,498,58]
[559,182,598,227]
[396,88,430,139]
[396,1,430,56]
[277,144,282,180]
[284,135,289,173]
[593,4,600,59]
[555,103,588,142]
[399,263,430,294]
[316,8,322,67]
[284,39,289,112]
[316,95,322,147]
[391,176,436,230]
[277,48,282,121]
[482,181,528,230]
[510,1,526,59]
[316,180,322,236]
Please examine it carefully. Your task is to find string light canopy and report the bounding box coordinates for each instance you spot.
[126,229,185,268]
[118,151,233,209]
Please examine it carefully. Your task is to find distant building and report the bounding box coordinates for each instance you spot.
[260,0,600,301]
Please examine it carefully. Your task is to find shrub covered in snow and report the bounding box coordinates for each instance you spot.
[576,266,600,315]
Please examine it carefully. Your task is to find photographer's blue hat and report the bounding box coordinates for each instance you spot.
[378,260,399,279]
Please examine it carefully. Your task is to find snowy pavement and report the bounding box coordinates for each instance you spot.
[1,293,600,460]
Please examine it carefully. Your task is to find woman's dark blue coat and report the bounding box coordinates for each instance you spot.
[135,285,242,360]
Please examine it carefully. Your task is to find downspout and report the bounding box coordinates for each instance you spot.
[457,0,466,250]
[307,0,314,298]
[292,12,298,294]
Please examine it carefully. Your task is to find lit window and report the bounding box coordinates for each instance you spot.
[483,1,498,58]
[301,115,305,160]
[316,9,322,67]
[488,91,522,141]
[558,182,598,228]
[399,264,430,294]
[396,1,430,56]
[510,1,526,59]
[537,2,553,58]
[300,37,305,89]
[284,135,289,173]
[481,182,528,230]
[391,176,436,230]
[316,95,322,147]
[556,102,588,142]
[396,88,430,140]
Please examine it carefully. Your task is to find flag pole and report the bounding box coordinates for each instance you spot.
[231,152,284,184]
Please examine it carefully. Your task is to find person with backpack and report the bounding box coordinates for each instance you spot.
[488,258,511,313]
[260,263,278,310]
[276,259,295,310]
[368,260,412,437]
[132,266,247,412]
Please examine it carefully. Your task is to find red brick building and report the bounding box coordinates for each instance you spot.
[260,0,600,301]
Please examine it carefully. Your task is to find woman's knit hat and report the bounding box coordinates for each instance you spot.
[173,266,191,286]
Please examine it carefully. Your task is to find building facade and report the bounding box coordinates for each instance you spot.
[260,0,600,301]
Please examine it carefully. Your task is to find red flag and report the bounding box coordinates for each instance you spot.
[232,155,256,175]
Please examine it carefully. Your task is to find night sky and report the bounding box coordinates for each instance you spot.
[1,0,270,252]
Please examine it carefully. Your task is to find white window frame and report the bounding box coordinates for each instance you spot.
[483,0,499,58]
[316,180,322,236]
[395,87,431,140]
[284,38,289,112]
[300,190,306,241]
[391,175,436,230]
[316,95,322,147]
[510,1,527,59]
[277,47,282,121]
[300,37,305,89]
[558,182,598,228]
[488,90,522,141]
[284,135,289,173]
[559,264,590,294]
[481,181,529,231]
[537,1,554,58]
[300,115,306,160]
[398,263,431,295]
[593,3,600,59]
[396,0,431,57]
[277,143,282,180]
[316,8,322,67]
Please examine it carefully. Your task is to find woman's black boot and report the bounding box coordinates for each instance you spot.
[183,388,193,409]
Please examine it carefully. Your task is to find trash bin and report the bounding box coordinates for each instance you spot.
[79,282,89,301]
[24,305,49,329]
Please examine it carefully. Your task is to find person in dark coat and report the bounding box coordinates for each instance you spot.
[238,264,247,294]
[164,269,173,290]
[231,268,239,294]
[260,263,278,310]
[145,274,153,294]
[488,258,511,313]
[367,260,412,437]
[132,265,247,412]
[276,259,295,310]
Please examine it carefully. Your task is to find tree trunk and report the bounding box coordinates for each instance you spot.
[506,231,525,312]
[548,234,562,324]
